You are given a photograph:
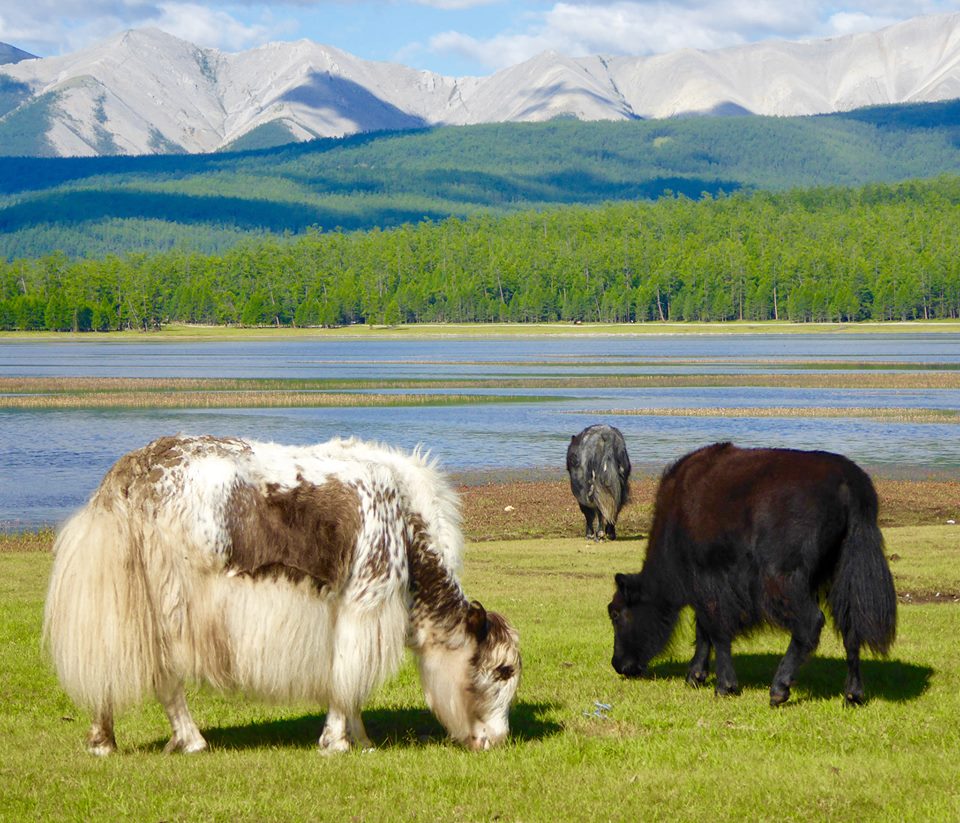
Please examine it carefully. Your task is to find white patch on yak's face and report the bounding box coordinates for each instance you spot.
[419,641,475,745]
[418,615,521,751]
[467,614,521,751]
[468,664,519,751]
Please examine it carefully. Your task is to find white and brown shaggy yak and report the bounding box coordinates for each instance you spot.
[44,435,521,755]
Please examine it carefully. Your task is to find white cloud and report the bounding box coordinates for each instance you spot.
[430,30,555,70]
[412,0,502,8]
[146,2,289,50]
[4,0,960,71]
[823,12,901,38]
[0,0,292,55]
[425,1,960,71]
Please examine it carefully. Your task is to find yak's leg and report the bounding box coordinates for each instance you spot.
[579,504,597,540]
[157,679,207,754]
[319,709,350,753]
[842,633,865,706]
[86,708,116,756]
[712,637,740,697]
[348,714,374,750]
[605,520,617,541]
[319,693,363,754]
[770,607,826,707]
[686,619,712,688]
[321,698,375,753]
[595,512,607,541]
[321,607,380,754]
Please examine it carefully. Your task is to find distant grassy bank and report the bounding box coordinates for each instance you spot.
[3,368,960,409]
[0,380,539,410]
[2,319,960,342]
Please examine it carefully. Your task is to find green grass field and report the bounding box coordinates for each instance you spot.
[3,526,959,821]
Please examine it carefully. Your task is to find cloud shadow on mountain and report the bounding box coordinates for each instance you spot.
[0,188,448,234]
[277,71,427,134]
[410,166,741,206]
[511,82,637,121]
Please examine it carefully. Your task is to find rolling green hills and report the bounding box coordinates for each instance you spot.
[2,99,960,260]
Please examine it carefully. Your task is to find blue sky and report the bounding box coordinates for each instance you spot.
[3,1,960,77]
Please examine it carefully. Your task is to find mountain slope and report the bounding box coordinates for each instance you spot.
[2,99,960,259]
[3,14,960,157]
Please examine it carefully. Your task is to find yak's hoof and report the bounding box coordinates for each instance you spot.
[685,670,708,688]
[715,684,741,697]
[86,728,116,756]
[844,691,864,706]
[164,736,208,754]
[318,735,351,755]
[769,688,791,707]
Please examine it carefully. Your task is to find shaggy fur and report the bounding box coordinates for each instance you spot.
[566,424,631,540]
[609,442,897,706]
[44,435,521,755]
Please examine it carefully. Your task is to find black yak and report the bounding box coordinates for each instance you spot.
[566,424,631,540]
[608,442,896,706]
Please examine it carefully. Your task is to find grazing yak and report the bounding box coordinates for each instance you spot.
[44,435,521,755]
[566,424,631,540]
[609,442,897,706]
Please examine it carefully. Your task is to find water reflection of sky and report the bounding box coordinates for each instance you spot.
[2,333,960,379]
[1,333,959,529]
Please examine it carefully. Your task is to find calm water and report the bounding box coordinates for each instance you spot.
[2,333,959,530]
[2,333,960,379]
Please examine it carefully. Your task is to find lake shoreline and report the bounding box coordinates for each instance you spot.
[3,319,960,342]
[4,331,957,530]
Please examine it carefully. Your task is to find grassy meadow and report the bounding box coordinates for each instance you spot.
[2,523,959,821]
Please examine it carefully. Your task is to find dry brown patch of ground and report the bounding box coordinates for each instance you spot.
[0,528,55,553]
[457,477,959,542]
[3,478,955,550]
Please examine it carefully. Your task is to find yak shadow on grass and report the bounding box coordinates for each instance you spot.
[649,653,932,704]
[154,700,561,752]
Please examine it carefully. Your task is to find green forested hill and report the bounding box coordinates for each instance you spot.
[3,176,959,330]
[2,99,960,260]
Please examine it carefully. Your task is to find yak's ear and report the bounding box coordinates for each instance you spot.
[614,573,641,601]
[466,600,489,643]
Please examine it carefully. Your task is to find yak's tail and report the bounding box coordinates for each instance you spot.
[827,476,897,655]
[593,476,620,526]
[590,433,629,526]
[43,498,164,718]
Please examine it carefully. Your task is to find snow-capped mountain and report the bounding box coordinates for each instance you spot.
[2,13,960,157]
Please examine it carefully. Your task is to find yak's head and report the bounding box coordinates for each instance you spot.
[418,601,521,751]
[565,434,587,492]
[608,572,676,678]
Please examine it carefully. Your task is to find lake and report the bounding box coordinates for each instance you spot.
[2,332,958,530]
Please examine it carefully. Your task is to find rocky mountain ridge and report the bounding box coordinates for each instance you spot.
[2,13,960,156]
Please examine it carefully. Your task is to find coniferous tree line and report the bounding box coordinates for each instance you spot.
[1,177,959,330]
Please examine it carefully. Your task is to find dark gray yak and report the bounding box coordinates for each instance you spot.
[566,424,631,540]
